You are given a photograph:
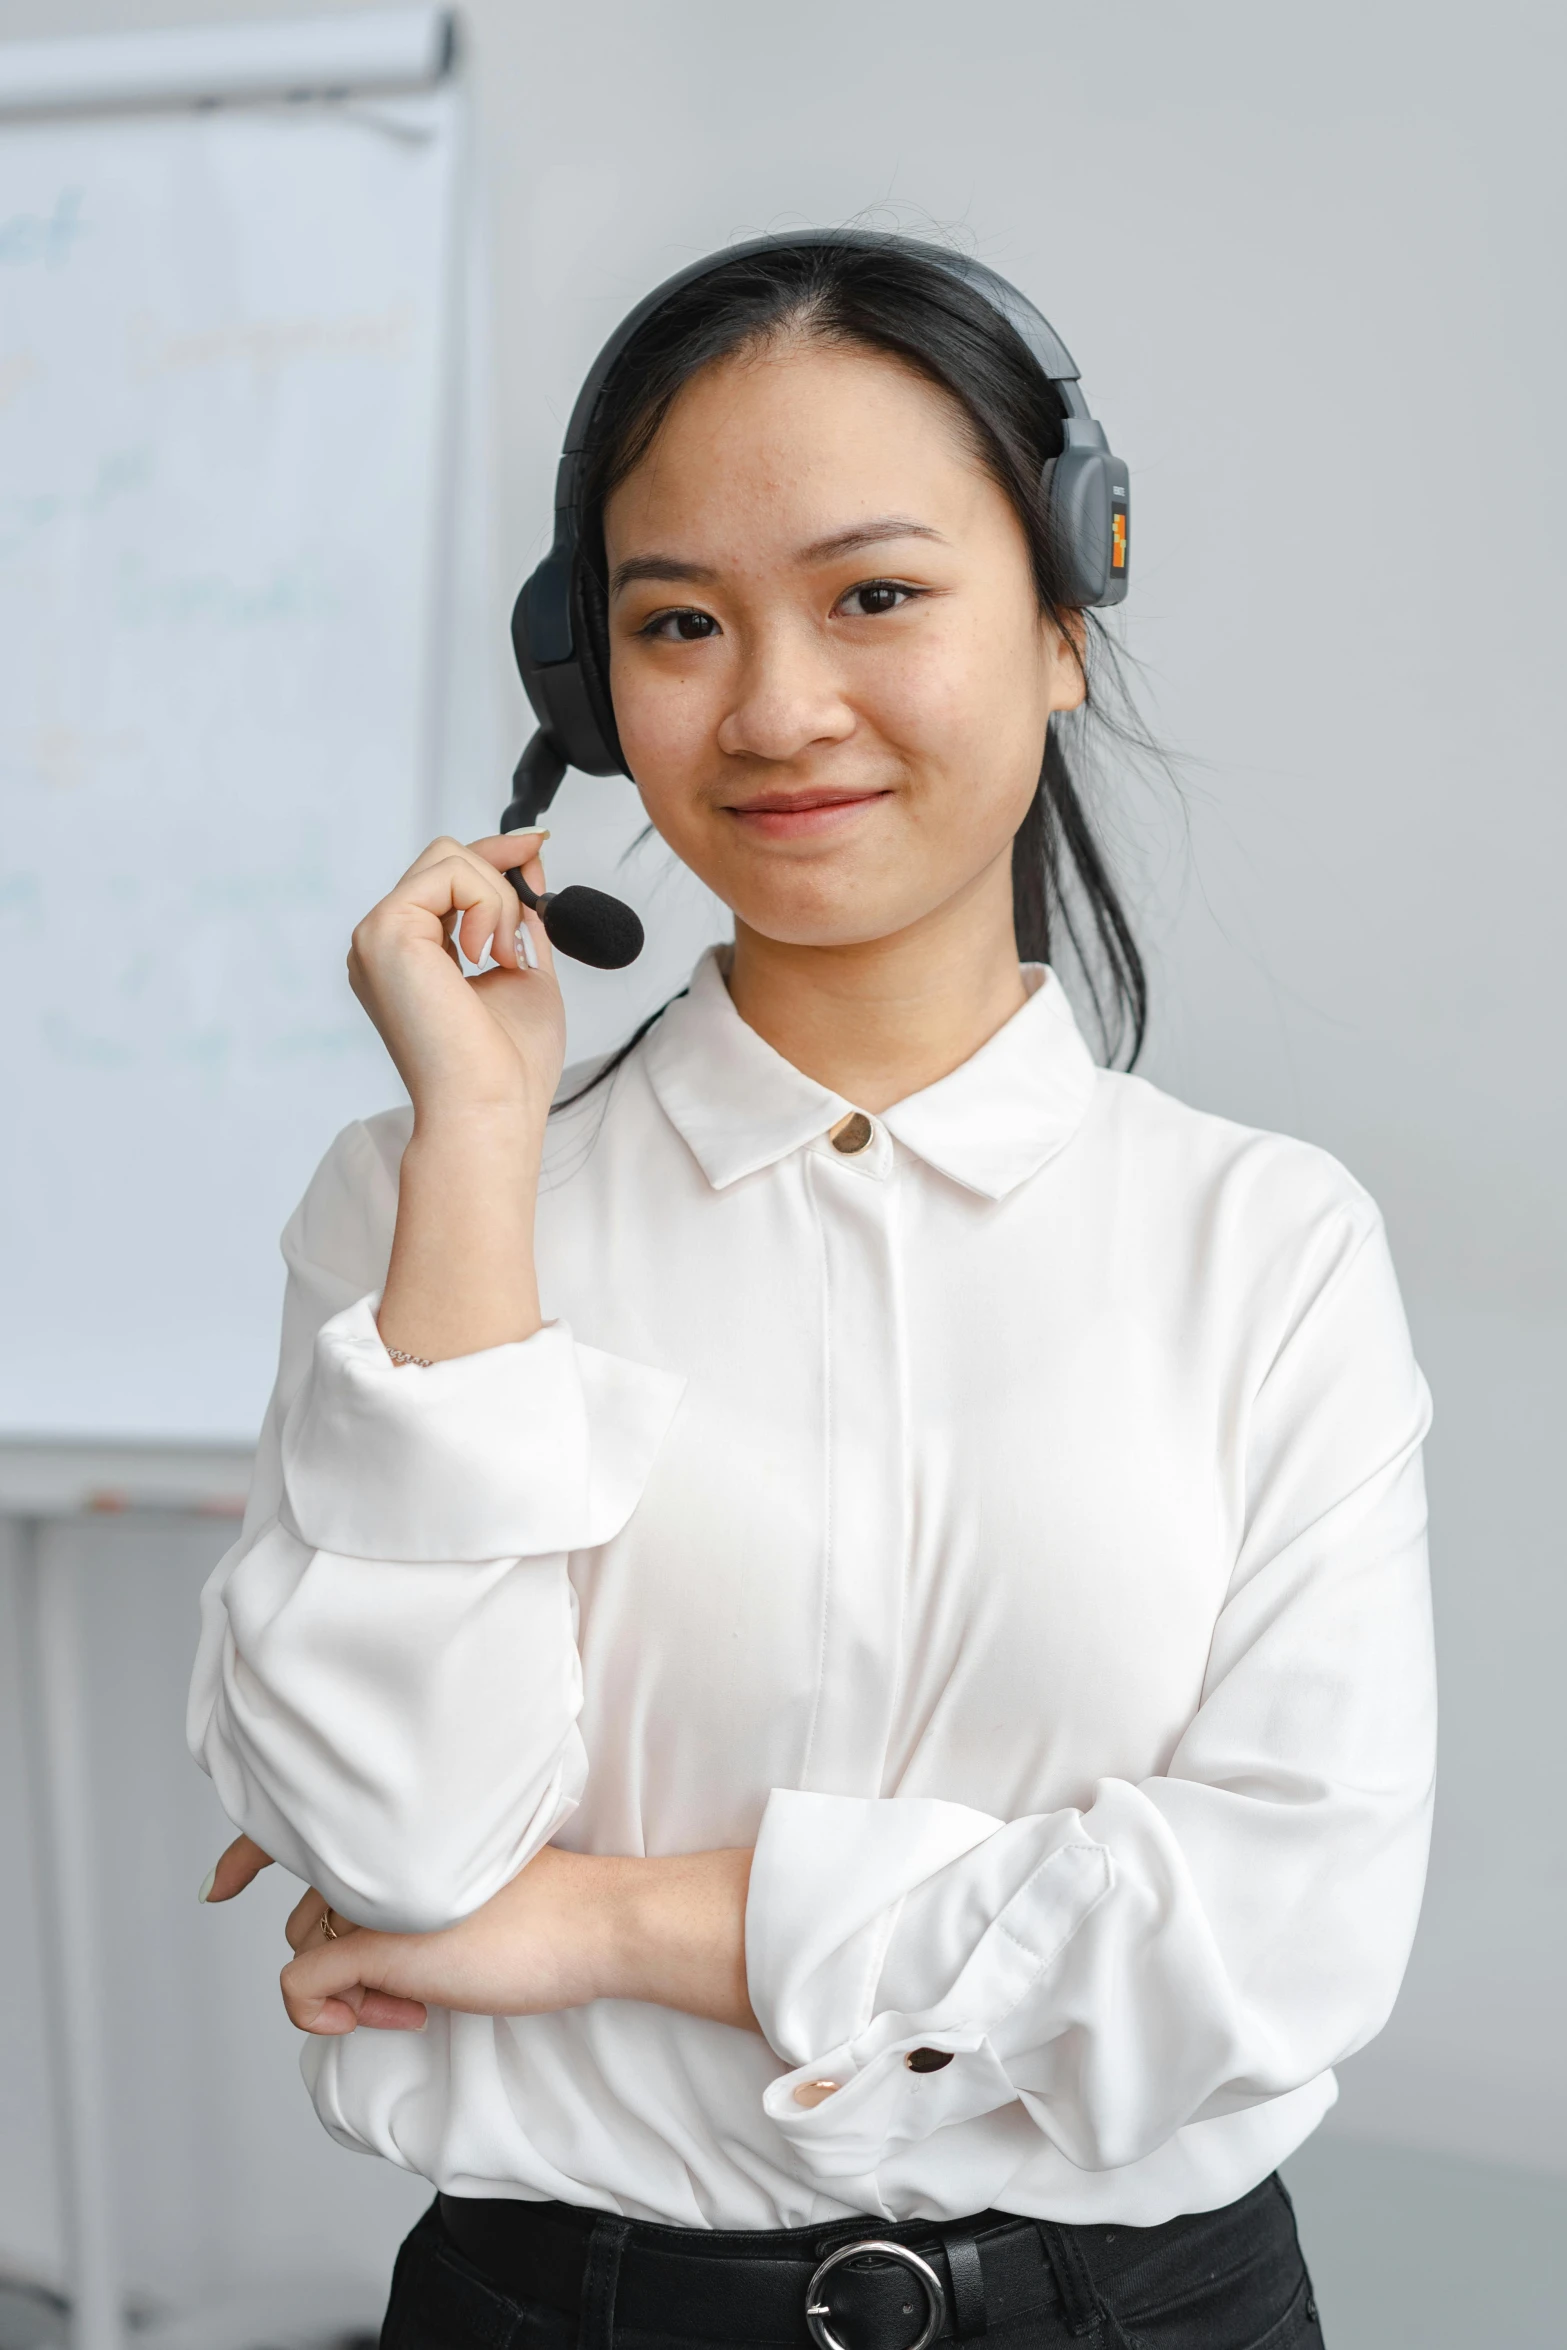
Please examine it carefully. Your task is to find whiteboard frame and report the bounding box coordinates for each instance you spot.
[0,7,454,119]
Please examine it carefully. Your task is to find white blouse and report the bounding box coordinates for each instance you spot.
[188,951,1436,2230]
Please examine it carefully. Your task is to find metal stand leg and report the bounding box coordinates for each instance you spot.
[18,1516,124,2350]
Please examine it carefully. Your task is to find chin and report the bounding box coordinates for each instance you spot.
[729,885,932,952]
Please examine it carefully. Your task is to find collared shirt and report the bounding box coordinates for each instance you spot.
[189,951,1435,2229]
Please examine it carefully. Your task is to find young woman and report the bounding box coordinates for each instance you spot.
[190,235,1435,2350]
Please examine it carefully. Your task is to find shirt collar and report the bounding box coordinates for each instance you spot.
[642,948,1099,1201]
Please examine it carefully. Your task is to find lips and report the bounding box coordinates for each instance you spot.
[724,788,890,839]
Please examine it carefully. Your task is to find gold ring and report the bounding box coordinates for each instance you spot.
[318,1909,341,1942]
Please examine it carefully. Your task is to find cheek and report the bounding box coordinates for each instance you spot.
[608,657,732,877]
[864,604,1047,781]
[608,647,722,784]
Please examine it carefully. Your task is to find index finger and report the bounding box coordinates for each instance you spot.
[469,832,549,880]
[384,841,530,970]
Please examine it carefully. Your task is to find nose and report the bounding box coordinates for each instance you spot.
[715,619,855,764]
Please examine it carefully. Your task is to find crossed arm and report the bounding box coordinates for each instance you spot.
[198,840,765,2045]
[205,1833,758,2038]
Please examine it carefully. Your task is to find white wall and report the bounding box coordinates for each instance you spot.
[3,0,1563,2311]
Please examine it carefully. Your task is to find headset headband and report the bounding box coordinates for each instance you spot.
[506,230,1128,830]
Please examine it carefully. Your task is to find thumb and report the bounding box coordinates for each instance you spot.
[199,1833,274,1904]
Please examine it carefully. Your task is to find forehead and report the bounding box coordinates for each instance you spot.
[602,339,992,556]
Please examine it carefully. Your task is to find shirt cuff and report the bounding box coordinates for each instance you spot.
[748,1789,1112,2177]
[279,1294,685,1561]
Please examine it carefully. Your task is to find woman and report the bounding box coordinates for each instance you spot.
[190,235,1435,2350]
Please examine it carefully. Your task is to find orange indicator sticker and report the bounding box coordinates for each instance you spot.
[1112,511,1128,571]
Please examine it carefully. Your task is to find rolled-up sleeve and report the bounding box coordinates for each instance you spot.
[746,1206,1435,2181]
[187,1116,685,1933]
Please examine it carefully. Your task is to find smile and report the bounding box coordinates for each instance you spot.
[724,789,892,840]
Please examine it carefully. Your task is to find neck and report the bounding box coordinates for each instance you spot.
[723,852,1029,1113]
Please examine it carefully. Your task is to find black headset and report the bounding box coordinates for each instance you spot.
[501,231,1129,970]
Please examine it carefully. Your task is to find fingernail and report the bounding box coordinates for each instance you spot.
[197,1865,216,1904]
[535,829,550,842]
[478,930,495,966]
[514,924,530,966]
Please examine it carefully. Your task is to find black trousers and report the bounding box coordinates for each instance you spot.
[379,2173,1323,2350]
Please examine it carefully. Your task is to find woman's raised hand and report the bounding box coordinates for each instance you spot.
[347,832,566,1130]
[349,832,564,1359]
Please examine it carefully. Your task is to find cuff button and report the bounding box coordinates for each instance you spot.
[792,2079,841,2108]
[905,2046,954,2073]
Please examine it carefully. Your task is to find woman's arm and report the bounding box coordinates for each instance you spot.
[187,834,685,1934]
[202,1833,758,2037]
[742,1203,1437,2179]
[281,1846,758,2036]
[347,832,561,1362]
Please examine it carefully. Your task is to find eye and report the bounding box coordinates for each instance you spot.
[638,607,720,642]
[837,578,922,619]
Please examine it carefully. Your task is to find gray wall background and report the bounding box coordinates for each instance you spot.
[2,0,1562,2335]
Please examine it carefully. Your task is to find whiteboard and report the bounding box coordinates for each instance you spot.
[0,14,483,1443]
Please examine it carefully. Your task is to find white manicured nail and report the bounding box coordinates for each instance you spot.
[197,1865,216,1904]
[515,924,531,967]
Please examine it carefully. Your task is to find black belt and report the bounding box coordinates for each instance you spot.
[436,2193,1075,2348]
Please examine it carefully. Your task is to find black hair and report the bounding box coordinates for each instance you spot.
[558,235,1147,1108]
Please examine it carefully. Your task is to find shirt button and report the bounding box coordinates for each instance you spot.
[830,1111,874,1155]
[904,2047,954,2073]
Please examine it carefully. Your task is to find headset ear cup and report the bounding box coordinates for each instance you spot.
[509,539,624,778]
[571,558,626,774]
[1043,444,1130,608]
[510,551,581,760]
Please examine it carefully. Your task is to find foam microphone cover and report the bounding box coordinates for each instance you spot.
[539,885,645,970]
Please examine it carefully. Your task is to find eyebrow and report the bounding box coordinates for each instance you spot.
[608,516,946,598]
[609,554,718,594]
[798,516,947,564]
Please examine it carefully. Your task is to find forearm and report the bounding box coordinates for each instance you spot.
[270,1842,761,2037]
[378,1110,545,1361]
[601,1847,759,2033]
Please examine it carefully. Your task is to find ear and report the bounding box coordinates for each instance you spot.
[1043,608,1088,715]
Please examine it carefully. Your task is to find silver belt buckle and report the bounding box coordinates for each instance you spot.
[805,2238,946,2350]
